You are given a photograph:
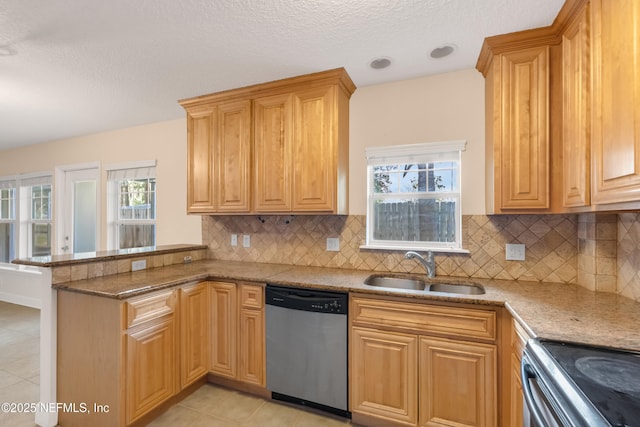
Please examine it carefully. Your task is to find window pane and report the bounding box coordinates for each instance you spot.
[118,224,156,249]
[118,178,156,220]
[0,223,15,263]
[1,188,15,220]
[31,185,52,220]
[32,223,51,257]
[372,199,457,243]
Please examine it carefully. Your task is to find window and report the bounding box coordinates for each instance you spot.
[107,162,157,250]
[0,174,53,263]
[363,141,467,252]
[29,184,52,257]
[0,182,16,263]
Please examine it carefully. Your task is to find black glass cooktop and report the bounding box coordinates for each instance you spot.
[541,340,640,427]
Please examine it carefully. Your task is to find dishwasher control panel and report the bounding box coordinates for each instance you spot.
[266,285,348,314]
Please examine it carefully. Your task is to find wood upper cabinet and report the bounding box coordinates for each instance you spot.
[180,68,355,214]
[494,46,551,211]
[215,100,252,212]
[590,0,640,205]
[562,1,591,208]
[253,93,293,212]
[186,107,216,213]
[292,86,341,212]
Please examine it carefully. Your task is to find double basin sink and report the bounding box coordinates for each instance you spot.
[364,274,485,295]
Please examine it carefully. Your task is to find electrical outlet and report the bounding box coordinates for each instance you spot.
[131,259,147,271]
[243,234,251,248]
[231,234,238,247]
[506,243,526,261]
[326,237,340,252]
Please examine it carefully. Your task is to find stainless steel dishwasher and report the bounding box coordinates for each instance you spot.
[265,284,349,418]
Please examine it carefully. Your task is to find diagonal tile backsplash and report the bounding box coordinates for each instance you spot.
[203,214,579,284]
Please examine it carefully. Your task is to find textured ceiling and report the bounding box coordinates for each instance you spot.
[0,0,564,150]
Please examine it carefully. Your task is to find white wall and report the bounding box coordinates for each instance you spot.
[349,68,486,215]
[0,118,202,249]
[0,68,486,249]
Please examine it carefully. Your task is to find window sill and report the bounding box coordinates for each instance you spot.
[359,244,470,254]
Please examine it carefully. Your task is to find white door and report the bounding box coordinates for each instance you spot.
[56,166,100,255]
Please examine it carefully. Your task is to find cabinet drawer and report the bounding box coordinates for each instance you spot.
[240,284,264,309]
[351,297,496,341]
[126,289,176,329]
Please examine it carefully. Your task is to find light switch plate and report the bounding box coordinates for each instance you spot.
[231,234,238,247]
[243,234,251,248]
[131,259,147,271]
[326,237,340,252]
[506,243,526,261]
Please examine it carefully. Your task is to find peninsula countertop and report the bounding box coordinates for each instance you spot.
[52,259,640,352]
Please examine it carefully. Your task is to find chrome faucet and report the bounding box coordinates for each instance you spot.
[404,251,436,278]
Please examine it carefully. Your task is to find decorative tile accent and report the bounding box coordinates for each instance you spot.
[617,213,640,301]
[50,249,207,284]
[577,214,617,293]
[202,214,579,284]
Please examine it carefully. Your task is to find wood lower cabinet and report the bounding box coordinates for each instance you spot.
[179,282,209,388]
[57,285,209,427]
[126,317,176,424]
[209,281,265,387]
[509,319,531,427]
[351,327,418,426]
[419,337,496,427]
[209,281,238,378]
[350,295,498,427]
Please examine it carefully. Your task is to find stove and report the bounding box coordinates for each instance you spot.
[522,339,640,427]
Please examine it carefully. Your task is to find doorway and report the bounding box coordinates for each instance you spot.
[55,164,100,255]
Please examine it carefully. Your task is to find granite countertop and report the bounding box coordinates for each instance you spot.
[53,259,640,352]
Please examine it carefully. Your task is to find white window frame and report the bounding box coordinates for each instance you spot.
[25,180,53,258]
[106,160,157,250]
[362,141,469,253]
[0,172,53,262]
[0,179,17,263]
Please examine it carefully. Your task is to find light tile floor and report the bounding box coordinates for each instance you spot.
[0,301,354,427]
[0,301,40,427]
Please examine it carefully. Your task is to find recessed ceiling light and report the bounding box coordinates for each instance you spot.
[429,44,456,59]
[370,57,392,69]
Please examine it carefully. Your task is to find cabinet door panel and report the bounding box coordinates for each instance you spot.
[591,0,640,204]
[216,100,252,212]
[351,327,418,425]
[126,318,176,424]
[180,283,209,389]
[562,5,591,207]
[254,93,292,212]
[419,337,496,427]
[187,109,216,212]
[209,282,237,378]
[238,308,265,385]
[292,86,336,211]
[498,47,549,209]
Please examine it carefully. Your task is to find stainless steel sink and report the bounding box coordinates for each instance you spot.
[427,282,485,295]
[364,275,427,290]
[364,275,485,295]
